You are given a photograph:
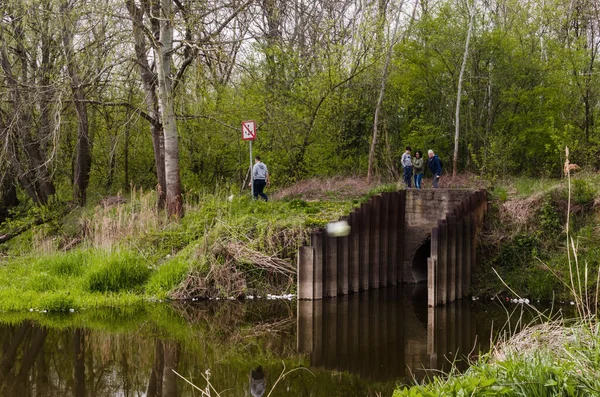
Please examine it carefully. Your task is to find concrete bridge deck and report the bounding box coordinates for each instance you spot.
[297,189,487,306]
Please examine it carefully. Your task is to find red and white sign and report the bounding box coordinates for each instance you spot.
[242,120,256,140]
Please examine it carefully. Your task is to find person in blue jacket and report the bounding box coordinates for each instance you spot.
[427,149,442,188]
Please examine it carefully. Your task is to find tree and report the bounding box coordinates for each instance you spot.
[453,0,475,178]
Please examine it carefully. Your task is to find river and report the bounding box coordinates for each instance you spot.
[0,285,553,396]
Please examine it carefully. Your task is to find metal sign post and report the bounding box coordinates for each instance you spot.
[242,120,257,198]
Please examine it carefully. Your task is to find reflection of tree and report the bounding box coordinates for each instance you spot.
[147,339,164,397]
[162,340,181,397]
[73,328,86,397]
[146,339,181,397]
[0,321,48,395]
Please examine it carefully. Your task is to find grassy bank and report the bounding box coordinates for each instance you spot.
[0,178,394,312]
[473,172,600,302]
[394,318,600,396]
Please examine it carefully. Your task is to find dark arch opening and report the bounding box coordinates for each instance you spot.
[412,237,431,284]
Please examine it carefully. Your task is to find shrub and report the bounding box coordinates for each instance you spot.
[85,250,151,293]
[42,250,87,277]
[571,179,596,206]
[146,258,189,298]
[25,273,60,292]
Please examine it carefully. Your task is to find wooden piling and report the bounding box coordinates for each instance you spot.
[298,246,314,300]
[447,213,458,303]
[438,220,449,305]
[349,211,360,293]
[428,256,436,307]
[369,195,381,289]
[325,234,338,298]
[360,203,370,290]
[311,231,324,300]
[455,208,464,300]
[380,194,390,286]
[398,190,406,284]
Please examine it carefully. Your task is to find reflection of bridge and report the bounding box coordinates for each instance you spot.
[297,189,487,306]
[297,285,488,382]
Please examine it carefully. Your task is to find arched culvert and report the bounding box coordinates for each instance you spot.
[411,238,431,284]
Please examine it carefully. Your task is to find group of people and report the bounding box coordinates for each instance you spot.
[250,147,442,202]
[400,147,442,189]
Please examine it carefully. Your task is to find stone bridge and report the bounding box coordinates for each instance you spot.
[297,189,487,306]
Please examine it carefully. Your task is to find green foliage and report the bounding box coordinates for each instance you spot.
[570,179,596,206]
[44,250,87,277]
[42,291,79,312]
[538,198,563,237]
[395,351,583,396]
[146,258,190,298]
[85,250,151,293]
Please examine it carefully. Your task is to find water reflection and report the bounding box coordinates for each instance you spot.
[0,289,535,396]
[298,285,488,381]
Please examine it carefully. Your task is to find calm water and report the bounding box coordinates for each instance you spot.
[0,285,545,397]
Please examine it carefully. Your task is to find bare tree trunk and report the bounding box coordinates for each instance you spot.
[453,1,475,178]
[126,0,167,209]
[62,1,91,206]
[156,0,183,218]
[368,0,415,183]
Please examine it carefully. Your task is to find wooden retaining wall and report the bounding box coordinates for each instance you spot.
[427,189,487,307]
[298,191,407,299]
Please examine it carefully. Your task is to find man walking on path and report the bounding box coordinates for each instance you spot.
[401,146,413,188]
[251,156,270,201]
[427,149,442,188]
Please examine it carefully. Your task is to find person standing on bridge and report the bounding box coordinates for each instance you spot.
[427,149,442,188]
[250,156,270,201]
[413,150,424,189]
[401,146,413,188]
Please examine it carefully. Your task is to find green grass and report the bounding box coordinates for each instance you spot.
[0,187,370,312]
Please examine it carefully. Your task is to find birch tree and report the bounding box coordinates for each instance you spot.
[453,0,475,177]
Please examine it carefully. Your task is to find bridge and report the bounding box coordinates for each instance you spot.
[297,189,488,307]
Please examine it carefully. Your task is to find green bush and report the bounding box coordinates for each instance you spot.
[145,258,189,298]
[85,251,151,293]
[25,273,61,292]
[42,250,87,277]
[571,179,596,206]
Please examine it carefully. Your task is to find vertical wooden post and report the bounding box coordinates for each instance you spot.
[447,214,457,302]
[370,195,381,289]
[325,234,338,297]
[469,195,477,288]
[338,221,349,295]
[398,190,406,284]
[455,208,464,300]
[380,194,390,286]
[298,246,314,300]
[438,220,449,305]
[463,200,472,297]
[349,211,360,293]
[388,192,399,285]
[311,231,324,300]
[360,203,370,290]
[428,257,437,307]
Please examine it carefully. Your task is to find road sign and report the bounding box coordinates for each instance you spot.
[242,120,256,140]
